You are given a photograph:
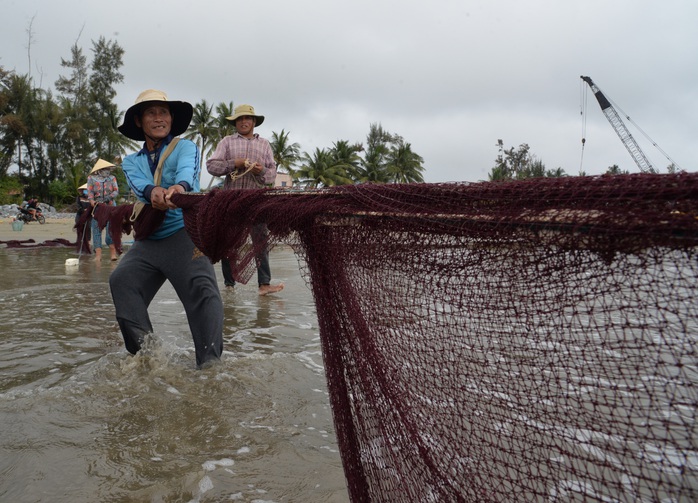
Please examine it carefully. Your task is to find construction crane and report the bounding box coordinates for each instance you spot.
[580,75,655,173]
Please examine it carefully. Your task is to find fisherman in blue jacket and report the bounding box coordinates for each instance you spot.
[110,89,223,368]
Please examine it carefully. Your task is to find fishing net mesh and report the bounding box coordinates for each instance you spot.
[170,172,698,502]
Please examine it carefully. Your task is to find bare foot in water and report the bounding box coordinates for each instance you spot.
[258,283,284,296]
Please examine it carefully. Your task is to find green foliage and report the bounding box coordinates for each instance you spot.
[186,100,237,189]
[0,175,24,205]
[295,148,355,188]
[212,102,235,149]
[184,100,217,170]
[62,161,89,192]
[48,178,73,204]
[0,36,128,202]
[3,31,688,195]
[191,106,425,189]
[605,164,629,175]
[488,140,566,181]
[293,122,425,187]
[112,167,130,203]
[1,35,427,197]
[270,129,301,176]
[385,140,425,183]
[329,139,362,181]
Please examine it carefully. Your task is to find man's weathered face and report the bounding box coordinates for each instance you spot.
[235,115,255,137]
[136,104,172,141]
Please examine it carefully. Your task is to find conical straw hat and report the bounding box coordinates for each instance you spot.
[89,159,116,175]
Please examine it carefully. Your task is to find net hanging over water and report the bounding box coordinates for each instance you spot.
[168,172,698,502]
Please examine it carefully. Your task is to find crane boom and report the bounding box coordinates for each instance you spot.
[580,76,654,173]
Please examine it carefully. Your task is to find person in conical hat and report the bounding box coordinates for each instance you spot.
[206,103,284,296]
[110,89,223,369]
[75,183,91,224]
[87,158,119,261]
[89,158,117,175]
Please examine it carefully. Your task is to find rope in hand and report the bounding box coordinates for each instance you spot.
[228,159,256,182]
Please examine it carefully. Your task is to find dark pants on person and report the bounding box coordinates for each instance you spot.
[221,222,272,287]
[109,228,223,368]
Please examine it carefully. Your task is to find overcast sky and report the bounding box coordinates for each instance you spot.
[2,0,696,187]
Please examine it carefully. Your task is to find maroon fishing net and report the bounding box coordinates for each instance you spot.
[0,238,74,248]
[147,173,698,501]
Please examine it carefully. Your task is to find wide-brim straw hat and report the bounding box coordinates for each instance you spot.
[118,89,193,141]
[89,158,117,175]
[226,104,264,127]
[78,183,88,191]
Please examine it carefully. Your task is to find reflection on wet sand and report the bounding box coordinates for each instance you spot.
[0,245,348,502]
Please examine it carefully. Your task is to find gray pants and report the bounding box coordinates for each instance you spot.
[221,223,271,287]
[109,228,223,368]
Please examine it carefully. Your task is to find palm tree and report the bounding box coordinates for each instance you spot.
[63,160,89,193]
[385,140,425,183]
[545,167,567,177]
[356,123,400,183]
[184,99,217,170]
[605,164,629,175]
[270,129,301,177]
[203,101,235,190]
[211,101,235,150]
[357,143,390,183]
[295,148,354,188]
[329,140,362,182]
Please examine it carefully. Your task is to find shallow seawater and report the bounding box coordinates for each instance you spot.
[0,244,348,502]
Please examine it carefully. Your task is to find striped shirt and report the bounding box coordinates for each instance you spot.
[206,132,276,190]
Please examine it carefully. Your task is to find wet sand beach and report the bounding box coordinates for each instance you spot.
[0,217,348,502]
[0,217,81,243]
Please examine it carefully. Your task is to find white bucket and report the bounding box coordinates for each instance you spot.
[65,258,80,267]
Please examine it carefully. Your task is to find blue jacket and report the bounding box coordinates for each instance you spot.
[122,136,201,240]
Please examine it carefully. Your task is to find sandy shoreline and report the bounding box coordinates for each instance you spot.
[0,217,133,245]
[0,218,78,243]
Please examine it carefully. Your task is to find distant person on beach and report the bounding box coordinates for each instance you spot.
[75,183,91,224]
[111,89,223,369]
[75,184,92,249]
[206,104,284,296]
[24,197,40,221]
[87,159,119,261]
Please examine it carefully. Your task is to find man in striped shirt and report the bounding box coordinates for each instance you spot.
[206,104,284,296]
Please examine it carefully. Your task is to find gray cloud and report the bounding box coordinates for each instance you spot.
[3,0,696,186]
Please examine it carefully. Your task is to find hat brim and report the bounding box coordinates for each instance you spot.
[226,114,264,127]
[118,100,194,141]
[89,161,117,175]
